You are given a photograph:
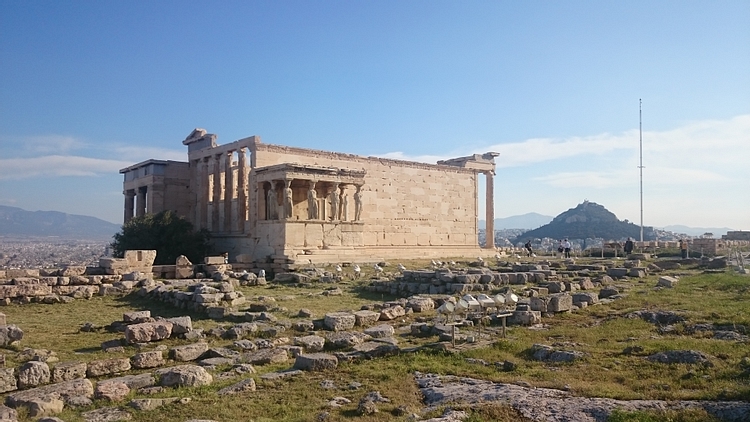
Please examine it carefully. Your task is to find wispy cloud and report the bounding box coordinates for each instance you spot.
[382,114,749,168]
[23,135,88,154]
[0,155,132,180]
[0,134,186,180]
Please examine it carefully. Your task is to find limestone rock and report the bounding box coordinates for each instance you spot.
[326,332,371,349]
[51,361,87,382]
[572,292,599,306]
[124,321,173,343]
[95,381,130,402]
[509,310,541,326]
[379,306,405,321]
[353,310,380,327]
[0,325,24,347]
[407,297,435,312]
[351,341,400,359]
[548,293,572,313]
[294,353,338,372]
[18,361,51,389]
[578,278,595,290]
[647,350,711,365]
[657,276,679,288]
[224,322,258,339]
[294,335,326,352]
[131,350,164,369]
[323,312,356,331]
[86,358,131,378]
[165,316,192,335]
[0,368,18,393]
[363,324,395,338]
[0,405,17,421]
[100,373,155,390]
[26,393,64,417]
[156,365,213,388]
[241,348,289,365]
[170,342,209,362]
[598,287,619,299]
[122,311,151,323]
[6,378,94,408]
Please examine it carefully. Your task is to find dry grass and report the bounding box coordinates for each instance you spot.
[1,258,749,421]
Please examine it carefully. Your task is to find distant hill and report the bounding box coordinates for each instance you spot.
[661,225,734,237]
[512,201,655,242]
[0,205,121,240]
[479,213,553,230]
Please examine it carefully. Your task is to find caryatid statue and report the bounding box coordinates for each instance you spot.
[339,185,348,221]
[329,183,339,221]
[353,184,363,221]
[307,181,318,220]
[266,183,277,220]
[283,180,293,219]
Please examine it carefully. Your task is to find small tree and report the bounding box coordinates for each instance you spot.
[111,211,211,265]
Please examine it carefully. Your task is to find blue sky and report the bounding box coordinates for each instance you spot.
[1,1,748,230]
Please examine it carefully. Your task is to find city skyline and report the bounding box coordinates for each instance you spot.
[1,1,748,229]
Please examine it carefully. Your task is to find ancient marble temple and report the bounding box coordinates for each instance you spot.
[121,129,497,266]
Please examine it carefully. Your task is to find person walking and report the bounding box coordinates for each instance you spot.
[680,239,688,259]
[563,239,571,259]
[524,240,533,257]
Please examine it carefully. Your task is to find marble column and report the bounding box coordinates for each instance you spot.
[124,190,135,223]
[200,157,210,230]
[485,171,495,249]
[212,154,222,231]
[193,159,202,228]
[136,186,147,218]
[224,150,234,232]
[237,147,247,232]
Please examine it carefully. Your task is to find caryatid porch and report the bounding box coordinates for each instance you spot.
[254,163,366,252]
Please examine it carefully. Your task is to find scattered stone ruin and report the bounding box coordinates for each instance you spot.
[0,252,747,421]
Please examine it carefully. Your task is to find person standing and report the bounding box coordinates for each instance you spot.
[624,237,634,255]
[563,239,571,258]
[524,240,533,257]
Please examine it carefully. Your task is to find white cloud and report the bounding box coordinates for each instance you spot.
[23,135,88,154]
[0,155,132,180]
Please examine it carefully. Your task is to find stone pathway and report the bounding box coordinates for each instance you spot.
[415,372,750,422]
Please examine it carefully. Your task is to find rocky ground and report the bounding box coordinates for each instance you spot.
[415,372,750,422]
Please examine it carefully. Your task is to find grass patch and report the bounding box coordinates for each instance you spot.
[1,259,749,421]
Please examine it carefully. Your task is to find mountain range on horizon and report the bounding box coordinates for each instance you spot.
[0,205,737,241]
[479,211,736,237]
[0,205,121,240]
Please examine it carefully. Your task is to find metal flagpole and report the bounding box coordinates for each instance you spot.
[639,99,644,243]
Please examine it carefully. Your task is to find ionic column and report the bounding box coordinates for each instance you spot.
[136,186,147,218]
[485,171,495,249]
[200,157,210,230]
[193,159,202,228]
[212,154,222,231]
[124,190,135,223]
[224,150,234,232]
[237,147,247,232]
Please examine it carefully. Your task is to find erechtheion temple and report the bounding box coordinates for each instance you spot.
[121,129,498,267]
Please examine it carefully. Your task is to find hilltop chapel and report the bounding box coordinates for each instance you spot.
[120,129,498,267]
